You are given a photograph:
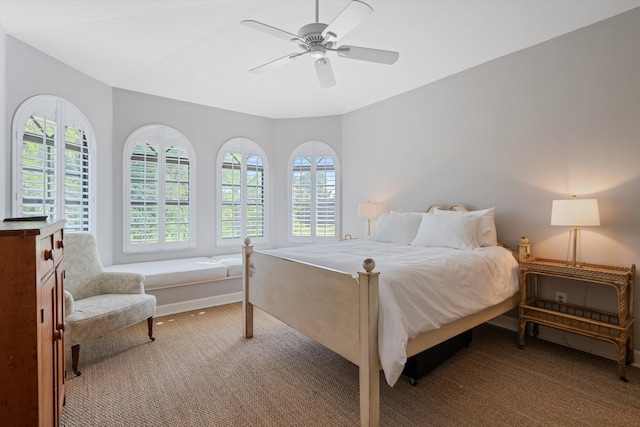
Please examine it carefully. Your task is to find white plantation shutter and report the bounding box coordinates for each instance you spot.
[124,125,195,252]
[221,152,242,239]
[164,145,191,243]
[12,96,95,232]
[129,140,160,244]
[246,154,265,238]
[288,141,340,242]
[217,138,267,245]
[315,155,336,237]
[64,122,92,232]
[291,155,312,237]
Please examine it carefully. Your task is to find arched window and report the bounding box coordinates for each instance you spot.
[288,141,340,242]
[12,96,95,232]
[217,138,268,245]
[123,125,195,252]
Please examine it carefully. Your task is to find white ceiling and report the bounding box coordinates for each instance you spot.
[1,0,639,119]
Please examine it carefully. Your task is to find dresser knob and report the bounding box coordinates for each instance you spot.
[44,249,53,260]
[56,240,64,249]
[53,323,65,341]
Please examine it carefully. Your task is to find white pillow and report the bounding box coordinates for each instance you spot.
[369,211,423,244]
[411,213,480,250]
[434,207,497,247]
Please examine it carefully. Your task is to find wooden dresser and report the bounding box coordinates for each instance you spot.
[0,220,66,426]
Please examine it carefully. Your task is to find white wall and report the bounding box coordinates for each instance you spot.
[0,24,7,219]
[111,89,341,263]
[111,88,274,263]
[343,8,640,261]
[342,8,640,353]
[4,37,114,262]
[272,116,343,248]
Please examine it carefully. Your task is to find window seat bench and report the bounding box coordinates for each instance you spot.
[104,255,243,316]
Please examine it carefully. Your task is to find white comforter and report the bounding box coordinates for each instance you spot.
[263,240,519,386]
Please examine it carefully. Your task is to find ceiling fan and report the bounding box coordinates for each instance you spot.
[241,0,399,88]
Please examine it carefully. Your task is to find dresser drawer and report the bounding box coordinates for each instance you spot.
[52,229,64,262]
[40,234,55,279]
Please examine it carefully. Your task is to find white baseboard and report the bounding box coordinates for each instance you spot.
[155,292,242,317]
[487,314,640,369]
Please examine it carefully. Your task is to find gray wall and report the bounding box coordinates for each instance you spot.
[111,89,274,263]
[111,89,341,263]
[343,7,640,263]
[3,37,114,262]
[0,24,6,219]
[341,8,640,354]
[272,116,343,248]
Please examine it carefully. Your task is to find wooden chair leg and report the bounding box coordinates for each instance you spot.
[72,344,81,376]
[147,317,155,341]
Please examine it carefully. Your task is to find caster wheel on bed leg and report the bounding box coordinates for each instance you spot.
[409,378,417,386]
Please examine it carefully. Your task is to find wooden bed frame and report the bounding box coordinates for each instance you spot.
[242,205,520,426]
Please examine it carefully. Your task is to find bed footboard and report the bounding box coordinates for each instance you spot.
[243,239,381,426]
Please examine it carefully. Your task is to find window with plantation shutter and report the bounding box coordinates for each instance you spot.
[288,141,340,242]
[12,96,95,233]
[217,138,267,245]
[124,125,195,252]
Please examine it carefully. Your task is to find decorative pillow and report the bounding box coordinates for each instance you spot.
[433,207,497,247]
[411,213,480,250]
[368,211,423,244]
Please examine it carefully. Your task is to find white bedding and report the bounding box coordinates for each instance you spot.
[263,239,519,386]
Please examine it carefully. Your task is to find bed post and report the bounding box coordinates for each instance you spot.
[243,238,254,339]
[358,258,380,427]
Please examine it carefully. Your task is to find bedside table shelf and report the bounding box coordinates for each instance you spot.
[518,257,635,381]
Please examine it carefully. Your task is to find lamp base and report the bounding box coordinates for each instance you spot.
[566,227,583,267]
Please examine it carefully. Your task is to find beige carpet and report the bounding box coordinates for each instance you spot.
[61,303,640,426]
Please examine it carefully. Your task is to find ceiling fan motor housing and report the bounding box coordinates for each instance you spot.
[297,23,337,56]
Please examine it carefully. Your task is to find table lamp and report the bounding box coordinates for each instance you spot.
[550,196,600,267]
[357,202,383,237]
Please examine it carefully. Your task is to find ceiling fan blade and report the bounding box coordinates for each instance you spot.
[322,0,373,40]
[314,58,336,88]
[336,45,399,65]
[249,52,308,74]
[241,20,304,44]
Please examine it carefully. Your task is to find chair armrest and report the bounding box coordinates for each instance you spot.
[64,290,75,315]
[94,272,146,295]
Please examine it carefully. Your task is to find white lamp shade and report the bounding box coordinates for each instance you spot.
[357,202,383,219]
[551,199,600,226]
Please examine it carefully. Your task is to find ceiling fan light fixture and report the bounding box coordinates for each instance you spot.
[310,45,326,59]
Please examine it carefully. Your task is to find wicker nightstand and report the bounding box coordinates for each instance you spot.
[518,257,636,381]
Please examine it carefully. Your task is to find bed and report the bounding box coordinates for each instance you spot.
[242,204,520,426]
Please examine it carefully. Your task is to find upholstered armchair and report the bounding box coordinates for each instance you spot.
[64,233,156,376]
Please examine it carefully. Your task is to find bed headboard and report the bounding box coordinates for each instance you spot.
[425,204,468,213]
